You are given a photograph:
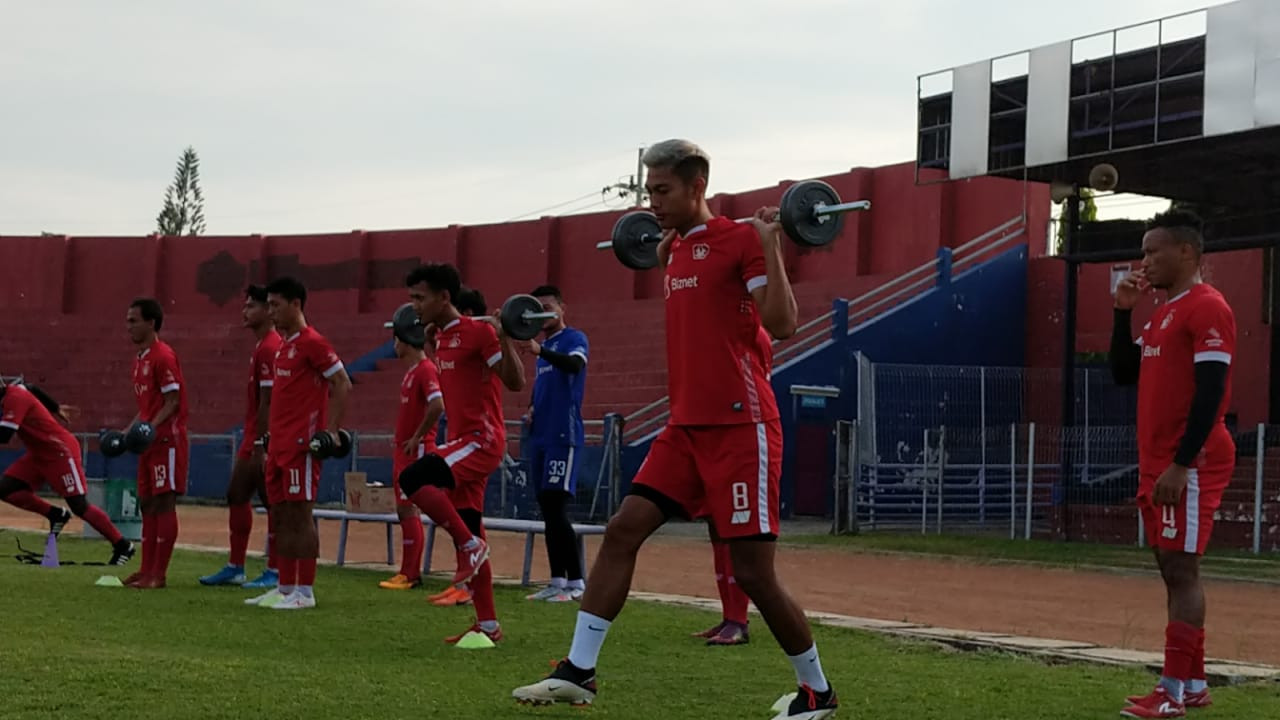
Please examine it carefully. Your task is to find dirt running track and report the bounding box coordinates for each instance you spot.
[4,504,1278,665]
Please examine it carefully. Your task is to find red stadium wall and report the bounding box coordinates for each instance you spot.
[1025,250,1271,426]
[0,162,1043,319]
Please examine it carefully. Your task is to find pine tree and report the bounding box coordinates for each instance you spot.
[156,146,207,236]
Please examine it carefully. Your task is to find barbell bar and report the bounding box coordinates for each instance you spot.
[594,179,871,270]
[386,295,558,344]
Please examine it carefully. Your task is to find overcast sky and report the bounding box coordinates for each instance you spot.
[1,0,1212,237]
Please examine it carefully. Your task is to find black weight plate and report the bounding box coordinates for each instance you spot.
[779,180,843,247]
[610,211,662,270]
[386,303,425,348]
[500,293,545,341]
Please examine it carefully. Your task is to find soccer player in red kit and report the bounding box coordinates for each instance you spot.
[123,298,189,590]
[513,140,837,719]
[399,264,525,643]
[246,277,352,611]
[0,381,135,564]
[1111,211,1235,718]
[378,307,445,591]
[200,285,282,588]
[692,325,774,646]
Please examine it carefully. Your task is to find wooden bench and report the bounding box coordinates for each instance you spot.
[257,507,605,585]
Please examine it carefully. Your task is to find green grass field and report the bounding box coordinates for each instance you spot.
[786,533,1280,583]
[3,531,1278,720]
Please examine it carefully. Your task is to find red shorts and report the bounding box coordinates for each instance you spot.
[632,421,782,540]
[265,448,322,505]
[4,452,88,498]
[437,434,502,512]
[391,441,434,507]
[1138,465,1231,555]
[137,436,188,499]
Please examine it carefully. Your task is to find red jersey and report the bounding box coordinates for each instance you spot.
[664,217,779,426]
[132,340,189,439]
[435,316,505,443]
[269,326,343,448]
[395,358,443,451]
[0,384,79,459]
[1136,283,1236,474]
[245,331,282,439]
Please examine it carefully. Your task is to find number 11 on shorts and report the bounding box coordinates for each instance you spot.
[288,468,301,494]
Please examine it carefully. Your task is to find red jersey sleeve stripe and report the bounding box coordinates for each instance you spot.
[426,391,443,402]
[486,351,502,367]
[745,275,767,292]
[0,420,18,430]
[321,361,344,378]
[160,382,180,393]
[1193,351,1232,364]
[259,379,274,387]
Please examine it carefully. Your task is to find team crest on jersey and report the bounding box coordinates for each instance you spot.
[287,345,297,359]
[449,335,461,348]
[142,361,151,375]
[1160,311,1174,330]
[692,243,710,260]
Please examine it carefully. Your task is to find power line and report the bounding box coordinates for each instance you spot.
[506,191,606,222]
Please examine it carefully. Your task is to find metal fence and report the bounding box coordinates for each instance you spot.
[843,359,1280,553]
[31,414,625,525]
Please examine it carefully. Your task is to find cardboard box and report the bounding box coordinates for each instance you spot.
[344,472,397,514]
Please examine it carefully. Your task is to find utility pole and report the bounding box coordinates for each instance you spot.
[634,146,646,208]
[602,146,648,207]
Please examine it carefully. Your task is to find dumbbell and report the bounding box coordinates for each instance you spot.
[499,294,558,342]
[99,430,128,459]
[100,421,156,458]
[595,179,871,270]
[309,429,353,459]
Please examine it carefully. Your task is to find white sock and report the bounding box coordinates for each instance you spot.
[1188,679,1208,694]
[567,611,611,670]
[1159,677,1185,702]
[479,619,499,633]
[297,586,313,598]
[788,645,831,693]
[567,579,585,590]
[461,537,480,551]
[550,577,567,589]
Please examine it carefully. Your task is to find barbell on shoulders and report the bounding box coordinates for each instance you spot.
[388,296,556,344]
[595,179,871,270]
[498,294,557,341]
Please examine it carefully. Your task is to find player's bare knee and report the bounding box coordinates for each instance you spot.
[1158,551,1200,588]
[601,516,647,556]
[729,559,774,597]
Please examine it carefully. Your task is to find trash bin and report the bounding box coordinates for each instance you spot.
[83,477,142,542]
